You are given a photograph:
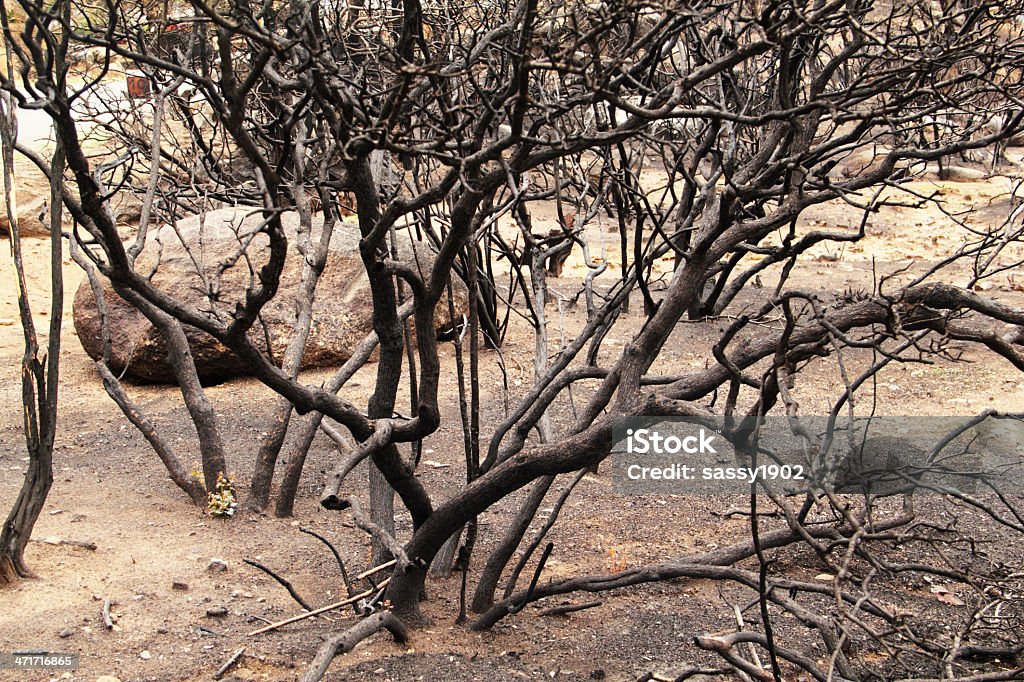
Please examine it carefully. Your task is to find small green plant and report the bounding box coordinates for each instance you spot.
[207,472,237,517]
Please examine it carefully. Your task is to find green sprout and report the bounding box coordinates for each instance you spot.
[207,472,237,517]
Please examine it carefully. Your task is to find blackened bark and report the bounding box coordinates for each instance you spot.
[300,611,409,682]
[0,116,62,583]
[350,156,404,565]
[470,476,553,612]
[97,363,208,505]
[247,189,337,511]
[117,289,228,493]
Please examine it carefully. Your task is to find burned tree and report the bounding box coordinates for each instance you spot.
[0,10,64,581]
[3,0,1024,678]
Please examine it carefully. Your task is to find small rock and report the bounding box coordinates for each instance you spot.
[157,627,169,634]
[171,581,189,591]
[139,650,151,660]
[205,606,229,618]
[95,677,122,682]
[208,558,228,573]
[57,628,74,638]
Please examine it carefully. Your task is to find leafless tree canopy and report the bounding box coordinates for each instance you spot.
[3,0,1024,678]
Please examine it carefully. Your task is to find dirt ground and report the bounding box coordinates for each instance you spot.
[2,155,1024,682]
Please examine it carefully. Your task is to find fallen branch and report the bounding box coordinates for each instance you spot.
[635,669,730,682]
[473,514,913,630]
[539,600,602,617]
[243,558,314,612]
[247,579,390,636]
[954,644,1024,662]
[695,631,836,682]
[694,633,773,682]
[300,611,409,682]
[355,559,397,581]
[213,646,245,680]
[893,671,1024,682]
[102,599,113,629]
[32,538,97,550]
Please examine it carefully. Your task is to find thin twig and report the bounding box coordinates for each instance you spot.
[247,579,390,636]
[213,646,245,680]
[509,542,553,615]
[299,527,357,605]
[243,558,315,612]
[355,559,398,581]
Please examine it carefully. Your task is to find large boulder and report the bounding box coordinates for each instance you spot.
[73,207,465,383]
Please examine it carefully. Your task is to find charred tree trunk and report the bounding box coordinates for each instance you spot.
[470,476,553,612]
[247,193,337,511]
[0,102,62,583]
[351,156,403,565]
[114,289,229,494]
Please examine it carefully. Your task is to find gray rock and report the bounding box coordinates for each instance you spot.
[73,207,466,383]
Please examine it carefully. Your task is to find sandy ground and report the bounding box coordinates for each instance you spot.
[1,154,1024,682]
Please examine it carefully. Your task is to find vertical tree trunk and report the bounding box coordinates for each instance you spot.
[248,398,294,511]
[0,98,62,583]
[351,156,402,564]
[0,453,54,583]
[159,316,227,494]
[274,413,325,517]
[247,138,337,512]
[367,464,396,566]
[470,228,556,606]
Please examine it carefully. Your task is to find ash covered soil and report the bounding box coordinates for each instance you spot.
[2,166,1024,681]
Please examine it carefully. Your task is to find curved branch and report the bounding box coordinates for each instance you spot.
[300,611,409,682]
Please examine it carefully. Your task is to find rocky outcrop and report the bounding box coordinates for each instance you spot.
[73,207,464,383]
